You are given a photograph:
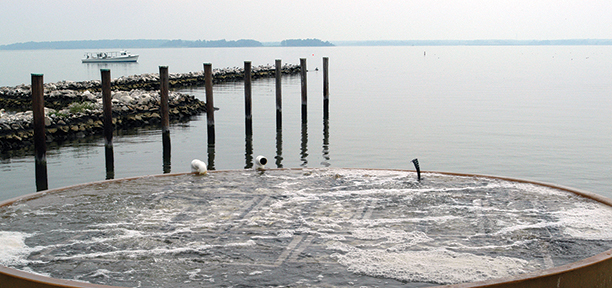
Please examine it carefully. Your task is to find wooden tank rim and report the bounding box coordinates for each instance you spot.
[1,168,611,288]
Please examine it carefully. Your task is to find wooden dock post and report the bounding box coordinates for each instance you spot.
[275,59,283,168]
[159,66,171,173]
[101,69,114,179]
[204,63,215,145]
[244,61,253,136]
[159,66,170,134]
[323,57,329,118]
[300,58,307,123]
[31,74,48,191]
[101,69,113,147]
[275,59,282,129]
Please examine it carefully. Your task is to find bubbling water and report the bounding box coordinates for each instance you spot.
[1,168,612,287]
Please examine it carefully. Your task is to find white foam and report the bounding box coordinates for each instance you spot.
[330,247,535,285]
[223,240,256,248]
[0,231,33,266]
[350,228,432,246]
[187,268,201,280]
[553,202,612,240]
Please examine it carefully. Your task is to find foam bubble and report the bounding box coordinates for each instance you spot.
[0,231,32,266]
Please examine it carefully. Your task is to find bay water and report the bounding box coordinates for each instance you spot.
[1,45,611,201]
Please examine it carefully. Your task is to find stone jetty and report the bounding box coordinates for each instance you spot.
[0,90,205,151]
[0,64,301,151]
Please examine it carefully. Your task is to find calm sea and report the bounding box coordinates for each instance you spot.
[1,46,611,201]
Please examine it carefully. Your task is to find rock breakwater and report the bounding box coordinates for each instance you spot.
[0,64,300,110]
[0,90,204,152]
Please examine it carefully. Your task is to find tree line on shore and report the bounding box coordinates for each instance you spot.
[0,38,335,50]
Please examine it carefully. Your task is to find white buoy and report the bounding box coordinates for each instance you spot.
[255,155,267,170]
[191,159,207,174]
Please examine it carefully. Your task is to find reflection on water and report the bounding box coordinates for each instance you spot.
[84,62,139,81]
[244,133,253,169]
[104,145,114,180]
[207,144,216,171]
[300,121,308,167]
[322,116,331,167]
[275,127,283,168]
[162,132,171,174]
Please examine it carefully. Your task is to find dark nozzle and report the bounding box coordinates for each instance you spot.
[411,158,421,181]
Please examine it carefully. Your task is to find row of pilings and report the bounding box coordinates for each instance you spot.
[23,58,328,191]
[0,64,302,152]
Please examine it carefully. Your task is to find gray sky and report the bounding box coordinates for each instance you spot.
[2,0,612,45]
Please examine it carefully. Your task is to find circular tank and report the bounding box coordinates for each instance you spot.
[1,168,612,287]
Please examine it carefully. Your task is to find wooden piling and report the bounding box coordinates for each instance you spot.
[300,58,307,123]
[275,59,282,128]
[159,66,171,173]
[204,63,215,144]
[31,74,48,191]
[101,69,114,179]
[159,66,170,133]
[244,61,253,135]
[101,69,112,147]
[323,57,329,118]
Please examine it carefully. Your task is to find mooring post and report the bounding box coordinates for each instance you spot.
[101,69,114,179]
[204,63,215,144]
[159,66,171,173]
[244,61,253,136]
[323,57,329,118]
[101,69,113,147]
[300,58,307,123]
[31,74,48,191]
[159,66,170,134]
[275,59,282,129]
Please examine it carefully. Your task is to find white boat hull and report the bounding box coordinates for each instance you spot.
[82,55,139,63]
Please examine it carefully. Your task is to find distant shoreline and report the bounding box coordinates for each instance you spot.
[1,39,611,50]
[0,38,334,50]
[333,39,612,46]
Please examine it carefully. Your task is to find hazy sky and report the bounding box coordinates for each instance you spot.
[2,0,612,45]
